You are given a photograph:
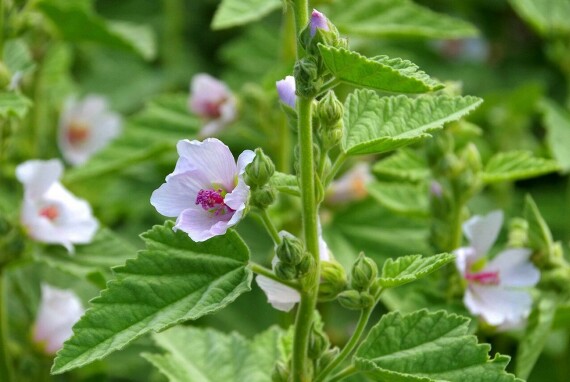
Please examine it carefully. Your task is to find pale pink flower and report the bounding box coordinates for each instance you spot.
[33,284,84,355]
[454,211,540,328]
[256,231,331,312]
[189,73,237,137]
[58,95,121,166]
[310,9,330,37]
[151,138,254,242]
[276,75,296,108]
[16,159,98,253]
[326,163,373,204]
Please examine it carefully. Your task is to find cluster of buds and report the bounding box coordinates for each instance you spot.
[338,252,378,310]
[245,148,277,209]
[316,91,344,149]
[274,232,312,280]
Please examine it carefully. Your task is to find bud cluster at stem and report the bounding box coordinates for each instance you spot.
[317,91,344,149]
[245,148,277,209]
[274,233,312,281]
[337,252,378,310]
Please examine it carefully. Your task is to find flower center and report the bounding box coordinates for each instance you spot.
[195,189,234,216]
[203,98,226,119]
[67,121,90,146]
[39,205,59,221]
[465,271,500,285]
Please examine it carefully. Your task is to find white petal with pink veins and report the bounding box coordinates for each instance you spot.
[151,171,210,217]
[463,210,503,258]
[486,248,540,288]
[175,207,233,242]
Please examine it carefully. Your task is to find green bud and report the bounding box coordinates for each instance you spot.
[274,261,298,280]
[299,10,342,56]
[508,217,528,248]
[317,347,339,372]
[321,122,343,148]
[337,290,375,310]
[245,148,275,188]
[250,186,277,209]
[318,260,347,301]
[308,323,329,359]
[276,233,305,265]
[294,57,321,97]
[350,252,378,291]
[462,143,482,173]
[317,91,343,126]
[297,253,314,276]
[271,361,289,382]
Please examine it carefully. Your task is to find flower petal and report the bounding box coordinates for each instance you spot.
[486,248,540,288]
[175,207,234,242]
[465,284,532,326]
[463,210,503,258]
[276,76,296,108]
[454,246,477,276]
[151,171,210,217]
[256,275,300,312]
[16,159,63,198]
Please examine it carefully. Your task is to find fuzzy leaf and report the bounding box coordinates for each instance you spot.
[269,172,300,196]
[143,326,283,382]
[342,90,482,155]
[482,151,559,183]
[319,46,443,93]
[540,99,570,173]
[51,222,252,374]
[373,150,429,182]
[379,253,454,288]
[0,92,32,119]
[509,0,570,36]
[516,295,557,379]
[368,182,429,217]
[212,0,281,30]
[355,310,521,382]
[329,0,478,39]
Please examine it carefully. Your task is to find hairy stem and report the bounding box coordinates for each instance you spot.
[324,151,347,186]
[249,263,301,290]
[328,365,358,382]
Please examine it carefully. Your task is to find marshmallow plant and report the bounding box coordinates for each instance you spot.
[45,4,557,382]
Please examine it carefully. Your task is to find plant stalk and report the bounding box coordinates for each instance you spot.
[249,263,301,290]
[258,209,282,245]
[0,273,15,382]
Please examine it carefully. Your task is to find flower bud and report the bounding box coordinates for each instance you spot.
[350,252,378,291]
[274,261,298,280]
[299,10,341,56]
[462,143,482,173]
[246,148,275,188]
[297,253,314,276]
[317,347,339,372]
[317,91,343,126]
[508,217,528,248]
[318,260,347,301]
[250,185,277,209]
[272,361,289,382]
[276,75,296,109]
[276,233,305,265]
[294,57,321,97]
[337,290,375,310]
[308,323,330,359]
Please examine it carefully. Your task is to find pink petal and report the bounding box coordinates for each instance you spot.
[310,9,330,37]
[256,275,300,312]
[276,76,296,108]
[151,171,210,217]
[175,207,234,242]
[463,210,503,258]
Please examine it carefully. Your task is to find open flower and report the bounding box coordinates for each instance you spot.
[256,232,331,312]
[189,73,237,137]
[33,284,84,355]
[326,163,373,204]
[454,211,540,328]
[58,95,121,166]
[151,138,254,242]
[276,75,296,108]
[16,159,98,253]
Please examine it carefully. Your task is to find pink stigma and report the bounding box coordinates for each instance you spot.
[195,189,234,216]
[39,205,59,221]
[466,271,500,285]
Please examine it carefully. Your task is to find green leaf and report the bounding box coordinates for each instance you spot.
[524,194,554,256]
[3,39,35,74]
[379,253,455,288]
[368,182,428,217]
[51,222,252,374]
[212,0,281,30]
[143,326,284,382]
[319,46,443,93]
[0,92,32,119]
[37,0,156,60]
[482,151,559,183]
[516,295,557,379]
[509,0,570,36]
[342,90,482,155]
[373,150,429,182]
[329,0,478,39]
[355,310,521,382]
[269,171,300,196]
[540,99,570,173]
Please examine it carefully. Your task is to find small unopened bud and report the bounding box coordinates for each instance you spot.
[276,75,296,109]
[318,347,339,372]
[276,233,305,265]
[310,9,330,37]
[508,217,528,248]
[317,91,343,126]
[337,290,375,310]
[272,361,289,382]
[350,252,378,291]
[246,148,275,188]
[319,260,347,301]
[462,143,482,173]
[297,254,314,276]
[299,10,342,55]
[294,57,321,97]
[274,261,297,280]
[308,323,329,359]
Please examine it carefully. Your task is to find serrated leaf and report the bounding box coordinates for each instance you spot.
[143,326,283,382]
[319,46,443,93]
[516,295,557,379]
[51,222,252,374]
[269,171,299,196]
[540,99,570,173]
[379,253,454,288]
[482,151,559,183]
[329,0,478,39]
[37,0,156,60]
[368,182,428,217]
[355,310,521,382]
[342,90,482,155]
[0,92,32,119]
[524,194,554,256]
[373,150,429,182]
[509,0,570,36]
[212,0,281,30]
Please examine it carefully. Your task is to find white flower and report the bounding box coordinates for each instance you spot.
[189,73,237,137]
[256,231,331,312]
[16,159,99,252]
[326,163,373,204]
[58,95,122,166]
[276,75,296,108]
[33,284,84,354]
[150,138,254,242]
[454,210,540,328]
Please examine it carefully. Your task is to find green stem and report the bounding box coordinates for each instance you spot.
[328,365,358,382]
[0,0,4,54]
[249,262,301,290]
[317,78,341,97]
[258,209,281,245]
[317,147,329,181]
[324,151,347,186]
[449,206,464,252]
[314,306,374,382]
[0,273,15,382]
[292,0,308,59]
